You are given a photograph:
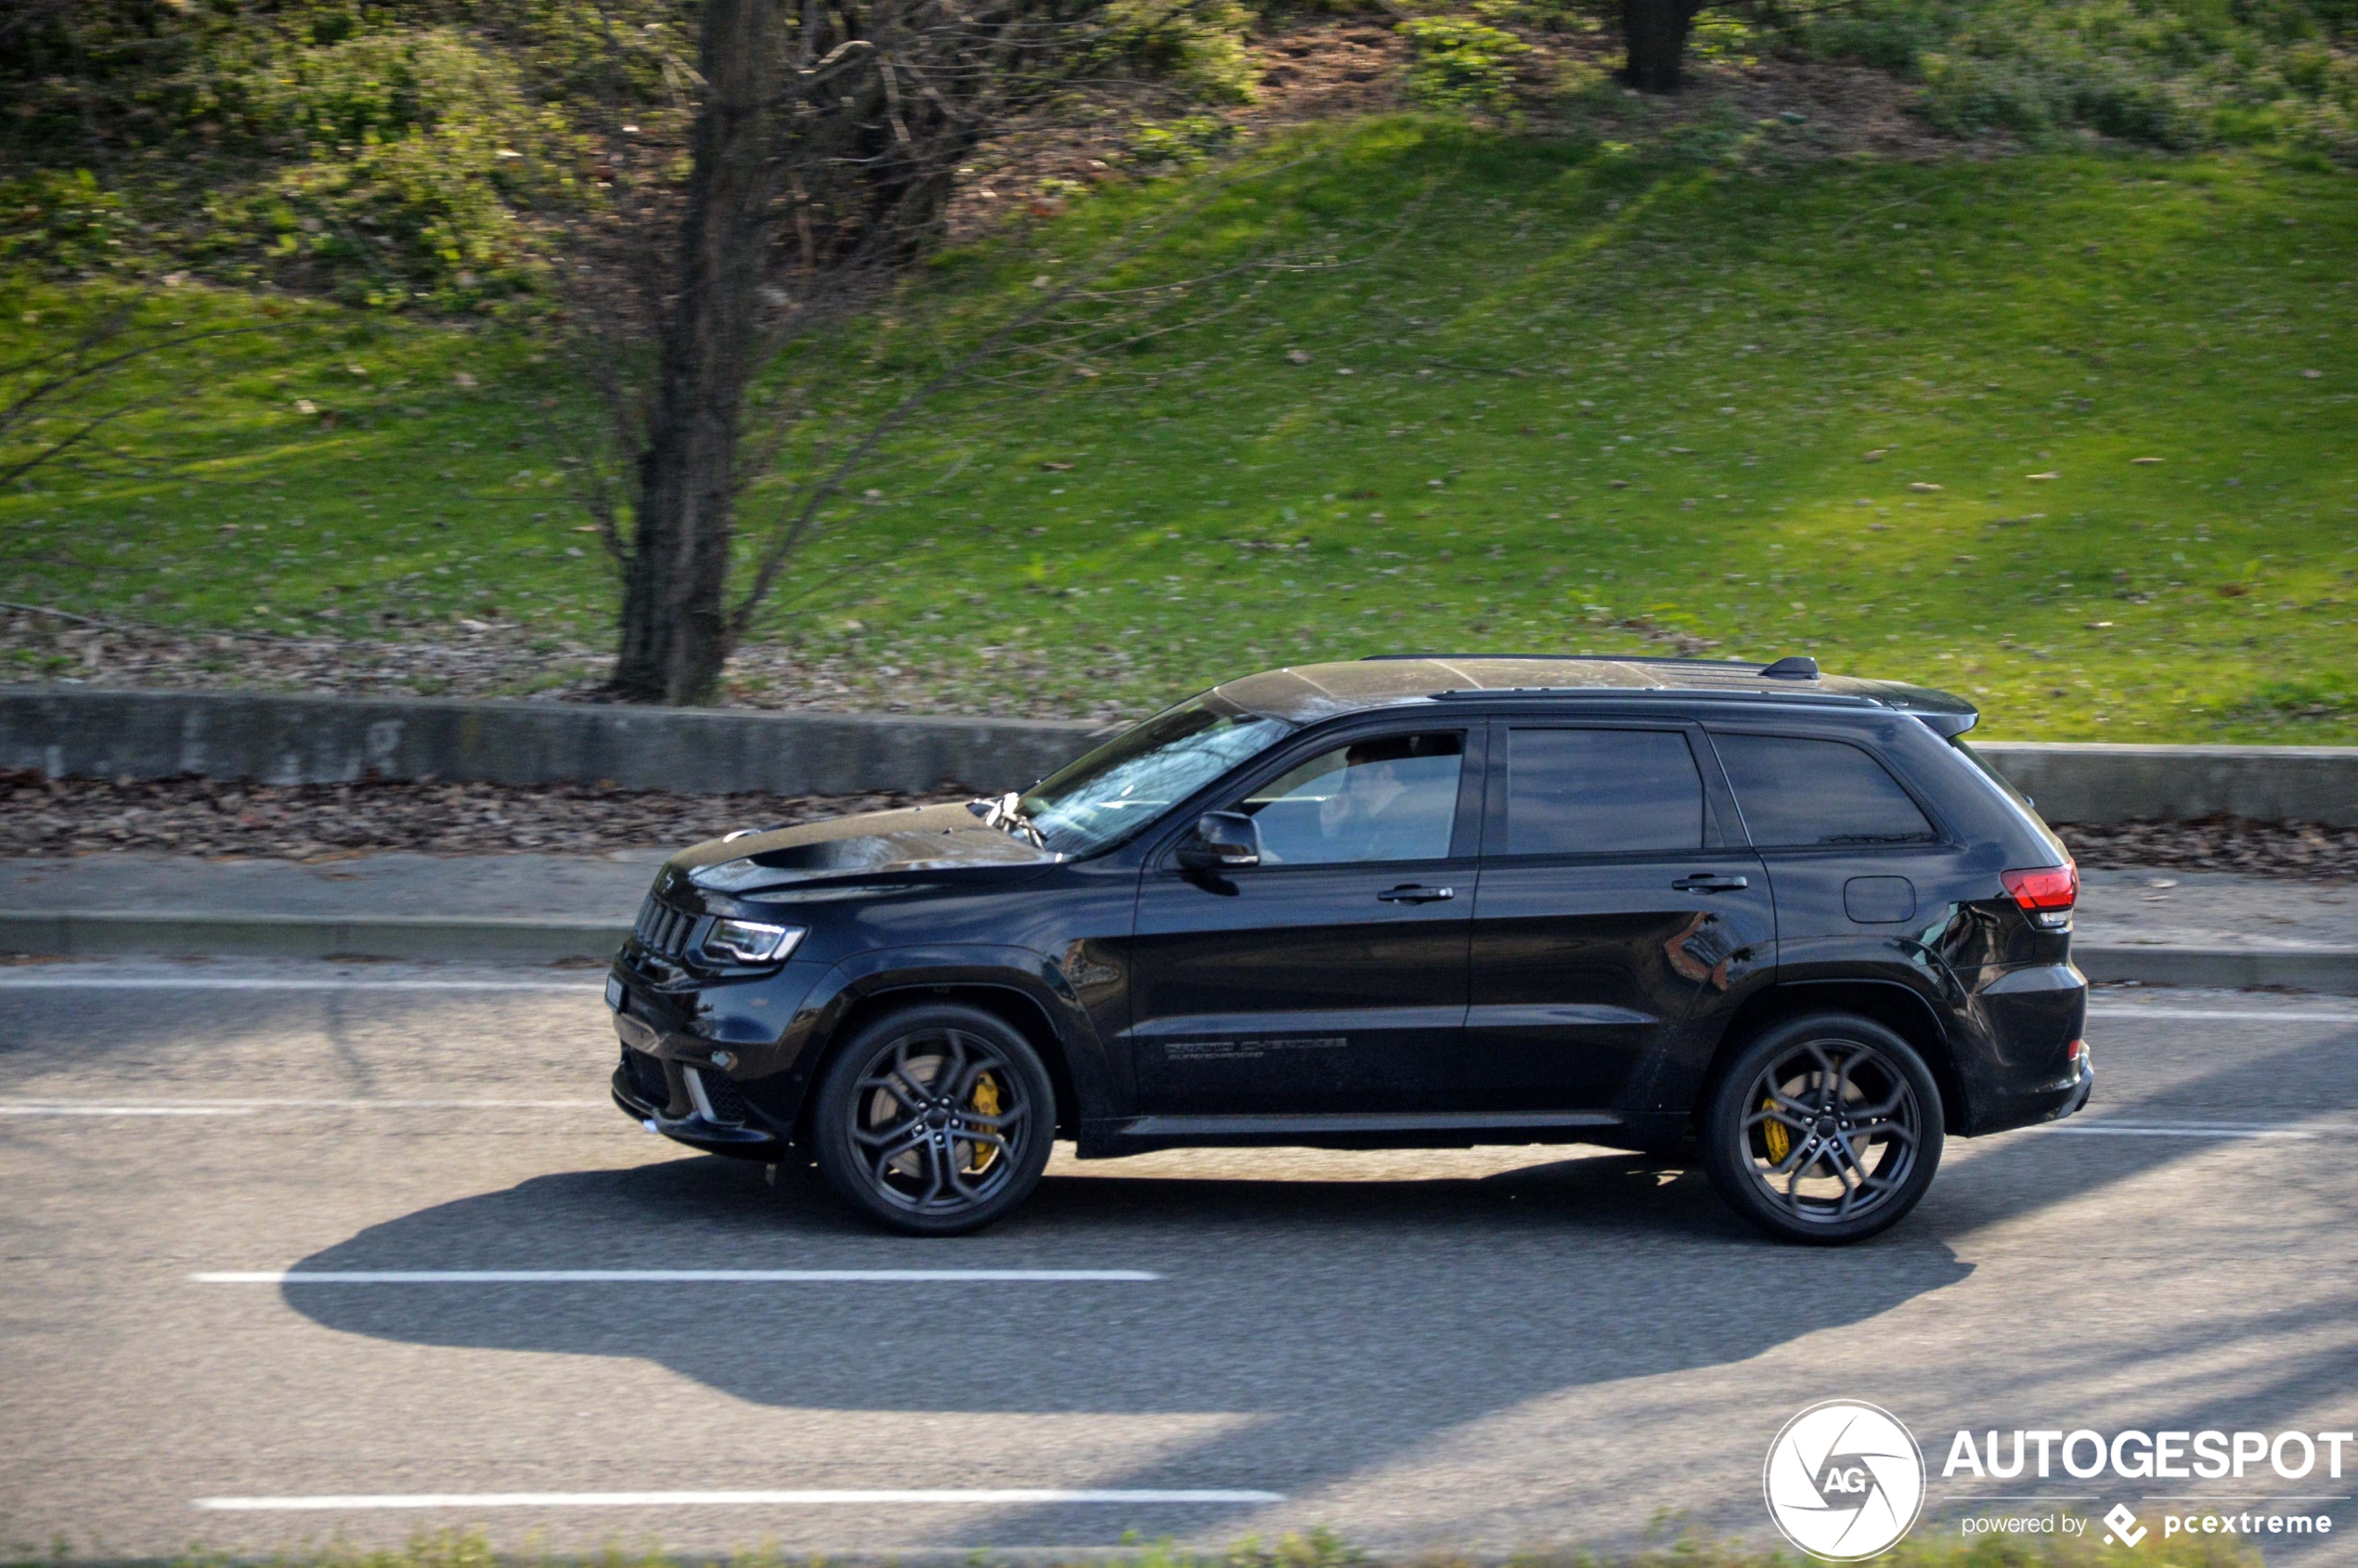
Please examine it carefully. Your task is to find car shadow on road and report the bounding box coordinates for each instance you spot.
[272,1023,2358,1545]
[279,1144,1972,1540]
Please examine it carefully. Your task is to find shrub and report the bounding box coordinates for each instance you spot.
[1770,0,2358,161]
[1398,14,1534,110]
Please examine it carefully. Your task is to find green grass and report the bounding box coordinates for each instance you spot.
[6,119,2357,739]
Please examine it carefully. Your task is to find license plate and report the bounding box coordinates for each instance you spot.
[604,976,625,1011]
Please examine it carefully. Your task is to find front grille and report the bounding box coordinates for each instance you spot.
[632,895,698,958]
[620,1046,670,1108]
[698,1069,749,1124]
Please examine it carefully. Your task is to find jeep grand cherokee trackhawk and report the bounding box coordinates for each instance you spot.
[607,654,2092,1244]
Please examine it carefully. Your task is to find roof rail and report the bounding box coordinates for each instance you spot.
[1361,653,1764,669]
[1430,687,1879,706]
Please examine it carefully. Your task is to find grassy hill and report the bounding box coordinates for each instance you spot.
[4,116,2355,741]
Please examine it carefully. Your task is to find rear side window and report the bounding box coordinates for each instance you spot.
[1712,733,1937,848]
[1950,736,2033,807]
[1502,728,1704,856]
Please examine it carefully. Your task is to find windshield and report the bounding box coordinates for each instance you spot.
[1019,696,1292,857]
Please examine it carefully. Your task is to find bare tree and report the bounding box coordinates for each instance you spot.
[1623,0,1706,91]
[0,304,267,490]
[561,0,1198,705]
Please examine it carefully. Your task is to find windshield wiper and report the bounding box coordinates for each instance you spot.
[968,792,1047,849]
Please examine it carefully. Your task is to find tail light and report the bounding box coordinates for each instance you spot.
[2002,862,2079,928]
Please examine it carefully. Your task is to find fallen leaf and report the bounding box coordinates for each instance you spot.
[1910,481,1942,492]
[2130,457,2164,465]
[1863,449,1886,462]
[2027,472,2060,481]
[2086,620,2115,629]
[453,371,478,389]
[1287,349,1313,365]
[2301,369,2323,379]
[2216,583,2249,598]
[1042,461,1074,472]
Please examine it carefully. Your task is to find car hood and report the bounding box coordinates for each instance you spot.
[656,801,1061,902]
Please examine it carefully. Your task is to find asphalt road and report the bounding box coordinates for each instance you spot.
[4,962,2355,1563]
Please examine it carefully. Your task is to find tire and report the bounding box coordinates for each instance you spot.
[808,1002,1056,1236]
[1700,1012,1944,1246]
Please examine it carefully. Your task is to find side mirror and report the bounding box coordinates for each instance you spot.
[1176,810,1262,871]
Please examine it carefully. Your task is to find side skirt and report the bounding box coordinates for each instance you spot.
[1084,1108,1627,1156]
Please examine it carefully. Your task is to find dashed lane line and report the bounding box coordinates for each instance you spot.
[195,1269,1164,1284]
[194,1489,1278,1511]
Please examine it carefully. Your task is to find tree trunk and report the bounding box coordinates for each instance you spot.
[611,0,780,705]
[1623,0,1700,93]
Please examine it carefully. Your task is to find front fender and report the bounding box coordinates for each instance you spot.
[764,943,1118,1135]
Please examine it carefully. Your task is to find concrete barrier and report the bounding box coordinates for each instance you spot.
[3,686,2353,823]
[1972,742,2358,828]
[0,686,1107,797]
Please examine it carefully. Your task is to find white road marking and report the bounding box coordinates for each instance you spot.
[195,1269,1163,1284]
[2087,1006,2358,1023]
[2048,1122,2331,1139]
[0,1100,604,1113]
[0,1105,257,1117]
[0,976,590,992]
[195,1489,1279,1511]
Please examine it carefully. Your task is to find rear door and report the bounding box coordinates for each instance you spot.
[1125,724,1481,1115]
[1463,719,1775,1112]
[1703,727,1958,979]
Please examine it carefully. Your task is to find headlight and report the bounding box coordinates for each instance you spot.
[700,919,806,965]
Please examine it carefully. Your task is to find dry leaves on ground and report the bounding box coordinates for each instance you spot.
[0,771,962,860]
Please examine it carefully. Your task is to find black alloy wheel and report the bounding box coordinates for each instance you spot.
[809,1002,1056,1236]
[1701,1013,1943,1245]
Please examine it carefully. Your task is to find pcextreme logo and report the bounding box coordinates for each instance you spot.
[1765,1400,1928,1562]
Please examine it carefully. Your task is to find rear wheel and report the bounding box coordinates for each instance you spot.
[1700,1013,1942,1245]
[809,1003,1055,1236]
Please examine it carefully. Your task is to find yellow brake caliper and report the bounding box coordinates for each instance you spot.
[1762,1097,1791,1164]
[965,1072,1004,1173]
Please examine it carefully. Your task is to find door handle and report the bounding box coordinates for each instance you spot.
[1671,873,1750,893]
[1377,884,1456,903]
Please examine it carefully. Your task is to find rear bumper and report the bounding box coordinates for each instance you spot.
[1959,961,2092,1135]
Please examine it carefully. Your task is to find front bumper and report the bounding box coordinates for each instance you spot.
[604,957,827,1159]
[610,1052,786,1157]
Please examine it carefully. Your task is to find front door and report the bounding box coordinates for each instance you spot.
[1126,726,1480,1115]
[1465,721,1776,1112]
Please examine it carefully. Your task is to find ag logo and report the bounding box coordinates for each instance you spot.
[1763,1400,1926,1561]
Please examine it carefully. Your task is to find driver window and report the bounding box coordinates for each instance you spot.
[1236,732,1464,865]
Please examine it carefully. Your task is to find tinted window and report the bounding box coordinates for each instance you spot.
[1238,732,1463,865]
[1503,728,1704,856]
[1713,733,1937,848]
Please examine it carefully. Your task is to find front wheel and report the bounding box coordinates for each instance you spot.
[808,1003,1056,1236]
[1700,1013,1943,1245]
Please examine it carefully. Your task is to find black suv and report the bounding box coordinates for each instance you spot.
[607,655,2091,1244]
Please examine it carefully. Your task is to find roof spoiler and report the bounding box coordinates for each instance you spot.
[1912,709,1978,739]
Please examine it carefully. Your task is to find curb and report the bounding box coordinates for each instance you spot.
[0,911,628,965]
[3,914,2352,991]
[2074,943,2358,994]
